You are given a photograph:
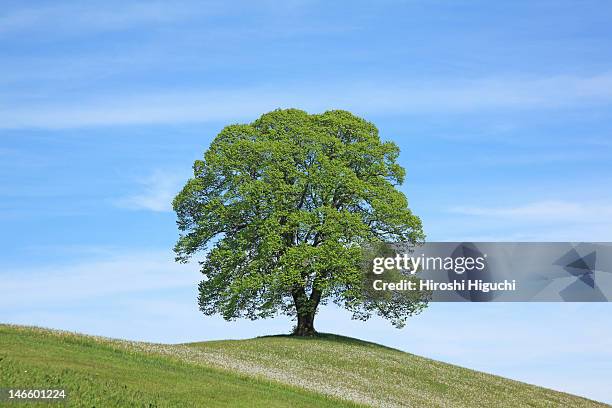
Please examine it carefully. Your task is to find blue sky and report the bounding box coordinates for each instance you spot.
[1,0,612,403]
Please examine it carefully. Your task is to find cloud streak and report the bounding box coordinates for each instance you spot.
[3,73,612,129]
[0,249,196,309]
[451,200,612,222]
[0,2,213,35]
[115,169,188,212]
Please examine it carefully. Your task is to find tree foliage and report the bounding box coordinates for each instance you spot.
[173,109,426,335]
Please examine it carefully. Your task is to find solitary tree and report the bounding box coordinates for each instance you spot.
[173,109,426,336]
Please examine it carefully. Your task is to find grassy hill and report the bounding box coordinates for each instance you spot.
[0,324,608,408]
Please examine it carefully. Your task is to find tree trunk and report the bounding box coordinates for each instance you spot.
[293,312,317,336]
[291,285,320,336]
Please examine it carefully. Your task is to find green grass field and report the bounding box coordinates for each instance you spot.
[0,324,608,407]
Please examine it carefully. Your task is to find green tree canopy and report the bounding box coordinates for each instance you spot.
[173,109,426,336]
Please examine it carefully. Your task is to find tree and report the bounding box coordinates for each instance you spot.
[173,109,426,336]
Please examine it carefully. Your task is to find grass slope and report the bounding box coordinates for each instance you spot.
[0,325,359,407]
[185,334,609,408]
[1,325,608,408]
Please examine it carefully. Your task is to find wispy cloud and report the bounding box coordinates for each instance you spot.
[0,249,196,309]
[3,73,612,129]
[451,200,612,222]
[115,169,188,212]
[0,2,212,35]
